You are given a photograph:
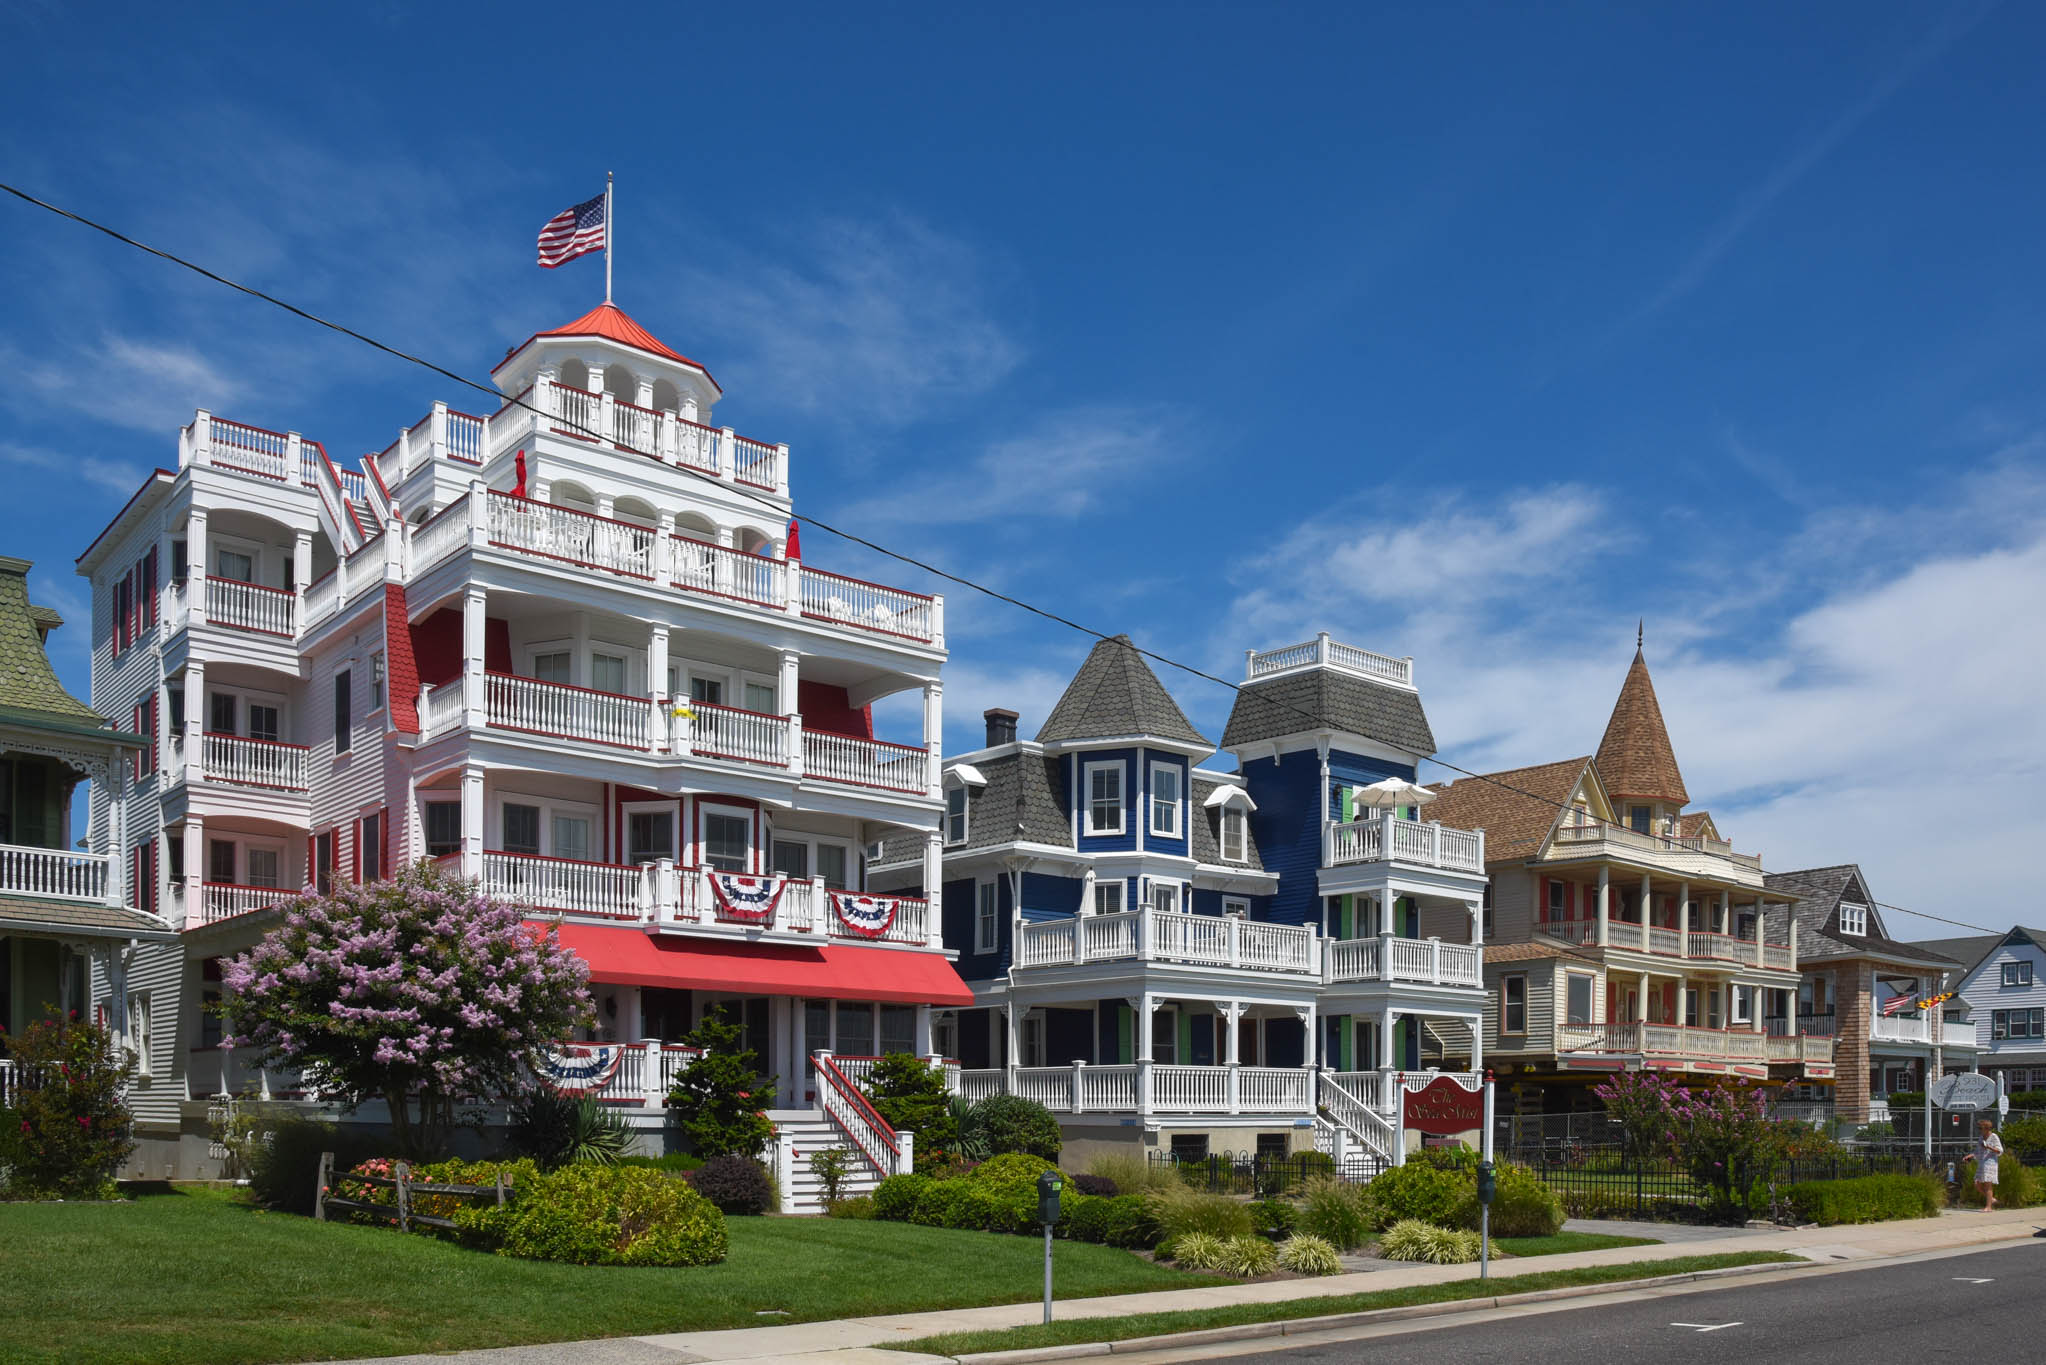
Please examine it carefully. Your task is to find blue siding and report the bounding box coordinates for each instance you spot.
[1046,1007,1095,1065]
[1141,749,1191,858]
[1241,748,1414,927]
[943,874,1016,980]
[1072,748,1141,853]
[1022,871,1084,917]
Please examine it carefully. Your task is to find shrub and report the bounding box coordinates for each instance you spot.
[1853,1121,1895,1142]
[1365,1162,1468,1230]
[1250,1196,1297,1238]
[1085,1150,1179,1193]
[667,1007,775,1160]
[1073,1173,1119,1197]
[947,1093,990,1162]
[1219,1234,1279,1277]
[1454,1162,1563,1237]
[1067,1193,1114,1243]
[1296,1176,1374,1250]
[1171,1232,1227,1269]
[464,1163,727,1266]
[245,1114,381,1216]
[1149,1184,1255,1241]
[828,1194,877,1219]
[506,1089,629,1169]
[971,1094,1062,1160]
[1277,1233,1343,1275]
[688,1155,774,1214]
[865,1055,958,1166]
[910,1180,968,1227]
[1100,1193,1161,1249]
[616,1153,703,1174]
[1998,1116,2046,1155]
[1416,1144,1482,1172]
[1379,1219,1480,1264]
[0,1012,135,1199]
[1785,1173,1944,1225]
[873,1172,930,1222]
[809,1147,854,1206]
[969,1152,1059,1232]
[1960,1151,2037,1209]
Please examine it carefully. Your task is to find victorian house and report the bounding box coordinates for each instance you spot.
[1925,926,2046,1101]
[75,300,972,1187]
[1422,642,1826,1128]
[869,633,1488,1169]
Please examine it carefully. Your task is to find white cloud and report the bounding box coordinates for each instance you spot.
[6,334,240,435]
[678,213,1023,429]
[0,440,151,494]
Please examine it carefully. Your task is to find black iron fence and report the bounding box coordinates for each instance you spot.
[1149,1148,1384,1194]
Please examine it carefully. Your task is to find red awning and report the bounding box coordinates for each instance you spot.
[536,922,977,1007]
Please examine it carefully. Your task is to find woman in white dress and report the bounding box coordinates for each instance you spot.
[1964,1117,2003,1210]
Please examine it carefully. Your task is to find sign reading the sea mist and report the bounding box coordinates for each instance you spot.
[1403,1076,1484,1134]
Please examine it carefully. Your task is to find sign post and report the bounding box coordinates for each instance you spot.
[1037,1170,1064,1324]
[1478,1071,1495,1280]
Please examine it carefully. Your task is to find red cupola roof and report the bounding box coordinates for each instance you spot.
[494,302,719,391]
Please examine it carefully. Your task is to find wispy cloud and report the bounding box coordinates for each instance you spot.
[0,440,151,494]
[3,334,241,434]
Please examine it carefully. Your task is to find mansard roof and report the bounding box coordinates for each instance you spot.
[1221,669,1435,755]
[1422,757,1594,863]
[1036,635,1209,749]
[1595,647,1689,806]
[1765,864,1957,965]
[877,751,1071,865]
[0,557,106,731]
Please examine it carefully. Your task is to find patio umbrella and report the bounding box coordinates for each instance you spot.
[1353,777,1438,811]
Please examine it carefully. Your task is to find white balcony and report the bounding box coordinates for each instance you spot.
[1323,813,1485,875]
[1869,1015,1982,1050]
[0,842,113,904]
[482,379,787,491]
[194,881,298,926]
[1245,634,1413,688]
[535,1039,703,1107]
[1013,908,1320,975]
[1545,820,1765,882]
[961,1063,1315,1116]
[1562,1022,1782,1065]
[199,732,309,791]
[204,577,297,637]
[1537,917,1795,970]
[1324,933,1482,988]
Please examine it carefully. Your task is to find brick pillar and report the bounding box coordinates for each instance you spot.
[1836,960,1875,1125]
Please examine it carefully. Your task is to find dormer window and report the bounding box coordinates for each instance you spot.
[1837,902,1868,937]
[1149,762,1181,838]
[1221,806,1247,862]
[945,786,968,846]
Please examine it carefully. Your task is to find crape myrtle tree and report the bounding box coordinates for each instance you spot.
[221,861,593,1155]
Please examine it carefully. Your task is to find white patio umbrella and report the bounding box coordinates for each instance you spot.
[1353,777,1438,811]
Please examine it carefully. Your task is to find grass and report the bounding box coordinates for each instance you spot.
[1494,1231,1658,1256]
[0,1187,1219,1365]
[889,1251,1803,1356]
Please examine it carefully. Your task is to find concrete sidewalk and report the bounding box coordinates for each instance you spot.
[340,1207,2046,1365]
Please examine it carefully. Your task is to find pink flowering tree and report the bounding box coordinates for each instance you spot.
[1591,1071,1681,1157]
[1594,1071,1787,1219]
[221,862,593,1155]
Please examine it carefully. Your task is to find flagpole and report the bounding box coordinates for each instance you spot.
[604,171,614,304]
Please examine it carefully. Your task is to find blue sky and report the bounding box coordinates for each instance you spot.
[3,1,2041,935]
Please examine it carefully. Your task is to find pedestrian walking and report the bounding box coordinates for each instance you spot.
[1963,1118,2003,1211]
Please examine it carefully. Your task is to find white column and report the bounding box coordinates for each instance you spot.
[182,816,204,924]
[1637,971,1650,1024]
[1639,872,1652,937]
[1719,888,1731,935]
[1005,999,1022,1080]
[1596,865,1610,946]
[1468,1010,1483,1074]
[186,508,209,625]
[913,1005,933,1057]
[922,831,944,949]
[653,510,674,583]
[460,763,485,879]
[1223,1003,1242,1067]
[1677,881,1690,950]
[922,680,943,800]
[184,660,205,777]
[648,624,670,750]
[462,587,486,728]
[1136,994,1154,1116]
[1468,897,1484,947]
[779,648,801,715]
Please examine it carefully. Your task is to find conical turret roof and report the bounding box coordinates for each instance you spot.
[1035,635,1209,748]
[1595,646,1688,806]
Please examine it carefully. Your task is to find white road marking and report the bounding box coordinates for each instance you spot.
[1670,1322,1744,1332]
[1952,1277,1995,1284]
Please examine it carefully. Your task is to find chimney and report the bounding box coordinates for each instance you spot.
[984,708,1019,748]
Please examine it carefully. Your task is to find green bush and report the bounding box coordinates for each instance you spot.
[1454,1162,1563,1237]
[0,1013,135,1199]
[246,1115,380,1216]
[1100,1193,1161,1248]
[1149,1184,1255,1241]
[1084,1150,1179,1193]
[1296,1176,1374,1250]
[666,1006,775,1160]
[1219,1234,1278,1277]
[1853,1121,1895,1142]
[873,1172,930,1222]
[864,1054,958,1168]
[970,1152,1057,1199]
[827,1194,877,1219]
[505,1089,630,1168]
[1379,1218,1480,1263]
[1998,1116,2046,1154]
[687,1155,774,1214]
[1066,1192,1113,1243]
[1960,1151,2037,1209]
[461,1163,727,1266]
[1365,1162,1468,1230]
[1277,1233,1343,1275]
[910,1180,968,1227]
[1249,1197,1296,1237]
[615,1153,704,1174]
[968,1094,1062,1160]
[1784,1173,1944,1225]
[1170,1232,1227,1269]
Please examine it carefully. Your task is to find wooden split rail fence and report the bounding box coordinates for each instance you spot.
[313,1151,511,1232]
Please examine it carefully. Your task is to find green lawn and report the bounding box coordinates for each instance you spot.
[890,1252,1803,1356]
[1494,1231,1658,1256]
[0,1188,1219,1365]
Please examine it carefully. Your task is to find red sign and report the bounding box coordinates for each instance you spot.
[1402,1076,1484,1134]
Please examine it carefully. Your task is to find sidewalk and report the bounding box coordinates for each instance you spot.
[341,1207,2045,1365]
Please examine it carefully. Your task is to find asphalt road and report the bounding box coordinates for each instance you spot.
[1127,1241,2046,1364]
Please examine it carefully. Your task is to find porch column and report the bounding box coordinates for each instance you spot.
[183,659,205,781]
[1379,1006,1398,1071]
[1719,888,1730,935]
[1224,1004,1243,1114]
[186,507,208,625]
[922,680,943,801]
[182,817,204,924]
[1637,971,1650,1023]
[1222,1002,1242,1067]
[913,1005,933,1056]
[647,624,669,750]
[1677,881,1690,948]
[922,830,944,949]
[459,762,485,879]
[1467,1010,1483,1074]
[1136,993,1154,1117]
[1005,999,1022,1081]
[1640,872,1652,933]
[292,529,312,598]
[1466,896,1484,947]
[461,587,487,728]
[1300,1001,1318,1071]
[1596,865,1610,946]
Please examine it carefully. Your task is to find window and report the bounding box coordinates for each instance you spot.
[370,652,386,709]
[590,651,627,694]
[209,692,237,734]
[1566,973,1593,1027]
[1094,880,1124,916]
[314,831,336,895]
[215,548,254,583]
[1220,806,1247,861]
[208,839,236,885]
[1629,805,1651,834]
[702,811,750,873]
[1685,987,1701,1027]
[1994,1009,2046,1040]
[1152,1008,1178,1064]
[171,539,187,582]
[168,686,184,732]
[1482,881,1493,940]
[333,670,353,754]
[879,1004,915,1057]
[744,681,777,713]
[127,993,150,1074]
[533,651,572,685]
[167,837,184,883]
[945,786,968,845]
[625,810,674,865]
[423,802,460,857]
[1151,882,1179,914]
[1020,1012,1045,1067]
[502,803,541,855]
[246,846,279,890]
[551,814,592,862]
[1837,902,1868,936]
[1503,975,1527,1034]
[1222,896,1250,918]
[772,839,810,880]
[2003,961,2034,988]
[817,843,849,891]
[1547,879,1566,919]
[1732,984,1755,1025]
[246,704,279,743]
[975,881,998,953]
[1084,761,1124,835]
[690,676,724,706]
[1149,762,1181,837]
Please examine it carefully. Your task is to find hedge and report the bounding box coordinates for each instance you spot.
[1783,1173,1943,1226]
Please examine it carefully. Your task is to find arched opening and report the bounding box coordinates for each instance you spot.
[613,496,658,530]
[734,525,776,557]
[556,358,591,392]
[603,366,639,403]
[550,480,597,514]
[650,378,682,415]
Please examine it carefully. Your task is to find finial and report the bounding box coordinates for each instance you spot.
[1637,619,1643,650]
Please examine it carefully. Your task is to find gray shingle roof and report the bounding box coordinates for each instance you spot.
[1911,935,2006,979]
[1189,776,1264,871]
[877,752,1072,864]
[0,895,173,939]
[1221,669,1436,754]
[1035,636,1208,748]
[1765,864,1958,965]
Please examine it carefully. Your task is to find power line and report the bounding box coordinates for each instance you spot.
[1,179,1998,945]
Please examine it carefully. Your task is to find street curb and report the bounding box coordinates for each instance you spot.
[947,1260,1825,1365]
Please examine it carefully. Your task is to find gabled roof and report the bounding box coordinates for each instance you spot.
[1422,757,1595,863]
[1220,668,1435,755]
[1595,647,1689,806]
[1676,811,1719,840]
[0,558,105,729]
[1764,864,1957,965]
[1912,934,2006,979]
[1036,636,1209,749]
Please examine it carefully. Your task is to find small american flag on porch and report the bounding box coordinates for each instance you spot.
[1880,990,1919,1017]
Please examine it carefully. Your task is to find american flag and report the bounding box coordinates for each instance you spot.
[1881,991,1919,1017]
[537,192,606,268]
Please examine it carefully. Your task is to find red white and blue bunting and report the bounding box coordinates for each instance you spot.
[541,1043,622,1094]
[830,891,897,939]
[709,871,785,922]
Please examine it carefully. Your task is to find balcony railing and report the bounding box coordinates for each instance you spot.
[685,700,791,767]
[1013,908,1319,974]
[1323,814,1485,875]
[201,732,309,791]
[799,567,939,643]
[205,577,296,636]
[1245,633,1413,687]
[0,842,112,903]
[537,1040,702,1107]
[486,491,655,580]
[1547,821,1764,876]
[802,730,928,793]
[1536,916,1795,969]
[197,882,297,925]
[1868,1015,1980,1048]
[1324,933,1482,988]
[487,673,652,750]
[1560,1021,1823,1067]
[480,379,790,492]
[974,1063,1314,1116]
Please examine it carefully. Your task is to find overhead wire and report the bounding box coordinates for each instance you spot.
[0,179,1995,939]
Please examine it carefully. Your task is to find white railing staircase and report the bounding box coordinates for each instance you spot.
[770,1112,886,1215]
[1315,1071,1399,1173]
